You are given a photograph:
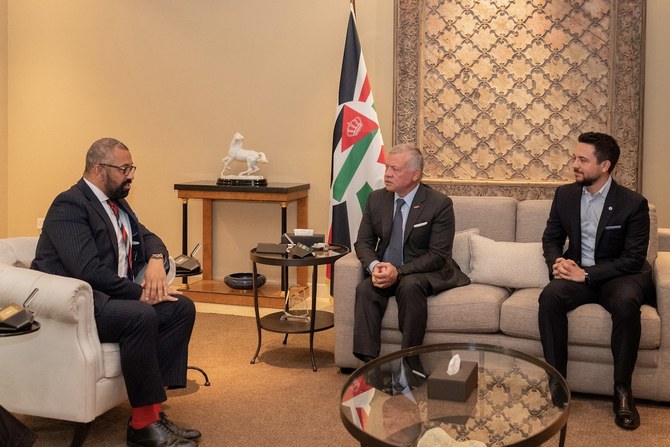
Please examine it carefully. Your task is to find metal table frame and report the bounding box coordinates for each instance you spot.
[249,244,349,371]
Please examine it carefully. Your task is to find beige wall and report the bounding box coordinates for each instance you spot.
[3,1,669,281]
[643,0,670,227]
[1,0,7,238]
[4,0,392,282]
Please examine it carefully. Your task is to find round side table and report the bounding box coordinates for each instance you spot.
[249,244,349,371]
[0,321,40,337]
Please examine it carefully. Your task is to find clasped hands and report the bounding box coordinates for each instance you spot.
[140,258,179,305]
[552,257,586,283]
[371,262,399,289]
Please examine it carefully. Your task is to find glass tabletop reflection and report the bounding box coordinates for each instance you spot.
[340,343,570,447]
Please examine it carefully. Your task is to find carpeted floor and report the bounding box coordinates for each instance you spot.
[14,312,670,446]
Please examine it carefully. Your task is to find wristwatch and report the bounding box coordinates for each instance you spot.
[584,270,591,285]
[150,253,164,261]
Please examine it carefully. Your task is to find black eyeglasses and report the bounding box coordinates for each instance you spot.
[99,163,137,176]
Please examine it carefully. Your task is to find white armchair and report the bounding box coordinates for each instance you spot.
[0,237,127,446]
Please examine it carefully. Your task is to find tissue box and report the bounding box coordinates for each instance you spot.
[427,388,477,425]
[281,233,324,247]
[428,359,478,402]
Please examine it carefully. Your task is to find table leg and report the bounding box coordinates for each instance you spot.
[559,424,567,447]
[250,262,263,364]
[296,197,308,286]
[187,365,211,386]
[282,280,290,345]
[281,202,288,291]
[202,199,213,280]
[309,264,318,372]
[180,199,189,290]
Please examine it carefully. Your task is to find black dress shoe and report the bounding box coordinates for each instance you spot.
[160,413,201,440]
[613,383,640,430]
[127,419,197,447]
[365,366,388,390]
[548,377,568,408]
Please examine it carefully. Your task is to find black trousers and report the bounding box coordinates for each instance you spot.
[538,269,654,385]
[353,274,432,361]
[0,405,36,447]
[95,294,196,407]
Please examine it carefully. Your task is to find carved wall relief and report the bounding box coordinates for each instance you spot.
[395,0,645,199]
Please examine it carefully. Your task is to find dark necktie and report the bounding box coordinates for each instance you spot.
[385,198,405,267]
[107,200,133,278]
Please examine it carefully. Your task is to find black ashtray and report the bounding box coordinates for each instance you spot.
[224,272,267,290]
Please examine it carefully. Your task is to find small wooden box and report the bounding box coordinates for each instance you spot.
[428,359,478,402]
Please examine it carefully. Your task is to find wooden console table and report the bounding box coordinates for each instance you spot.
[174,181,310,308]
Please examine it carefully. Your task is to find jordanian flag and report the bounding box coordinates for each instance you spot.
[329,5,386,253]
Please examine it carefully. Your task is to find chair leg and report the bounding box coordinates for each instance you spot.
[187,365,211,386]
[70,422,92,447]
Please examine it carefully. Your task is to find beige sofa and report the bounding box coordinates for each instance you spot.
[334,196,670,402]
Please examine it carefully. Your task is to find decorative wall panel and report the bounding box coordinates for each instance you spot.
[395,0,645,199]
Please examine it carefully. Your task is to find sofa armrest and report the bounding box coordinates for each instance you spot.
[659,228,670,252]
[333,252,365,368]
[0,237,38,268]
[654,252,670,349]
[0,265,92,324]
[0,264,112,422]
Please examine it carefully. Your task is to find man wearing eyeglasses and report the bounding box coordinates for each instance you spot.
[32,138,200,447]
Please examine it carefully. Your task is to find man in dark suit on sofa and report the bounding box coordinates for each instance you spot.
[539,132,655,430]
[32,138,200,446]
[353,143,470,374]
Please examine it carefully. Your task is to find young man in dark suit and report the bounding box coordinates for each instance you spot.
[353,143,470,373]
[32,138,200,446]
[539,132,655,430]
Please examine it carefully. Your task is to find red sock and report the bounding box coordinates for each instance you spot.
[130,403,161,429]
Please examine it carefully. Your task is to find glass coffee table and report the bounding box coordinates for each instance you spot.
[340,343,569,447]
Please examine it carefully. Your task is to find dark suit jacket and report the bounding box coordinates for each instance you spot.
[31,178,168,313]
[354,183,470,294]
[542,180,651,285]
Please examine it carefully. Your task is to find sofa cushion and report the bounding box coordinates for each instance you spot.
[515,200,552,242]
[452,196,517,241]
[101,343,123,378]
[469,234,549,289]
[381,283,510,333]
[500,288,661,349]
[453,228,479,275]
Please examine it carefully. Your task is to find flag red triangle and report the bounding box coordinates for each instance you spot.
[377,145,386,164]
[341,105,379,153]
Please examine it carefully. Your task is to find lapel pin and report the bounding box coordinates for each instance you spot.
[608,206,613,211]
[413,205,420,209]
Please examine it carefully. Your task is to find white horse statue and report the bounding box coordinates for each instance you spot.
[220,132,269,177]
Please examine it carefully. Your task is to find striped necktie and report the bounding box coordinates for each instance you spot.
[107,200,133,278]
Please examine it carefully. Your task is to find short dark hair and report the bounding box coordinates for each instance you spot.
[577,132,620,173]
[85,138,129,172]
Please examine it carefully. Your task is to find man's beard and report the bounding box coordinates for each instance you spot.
[574,171,598,187]
[106,179,131,200]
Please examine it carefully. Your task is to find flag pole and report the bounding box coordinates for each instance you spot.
[351,0,356,14]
